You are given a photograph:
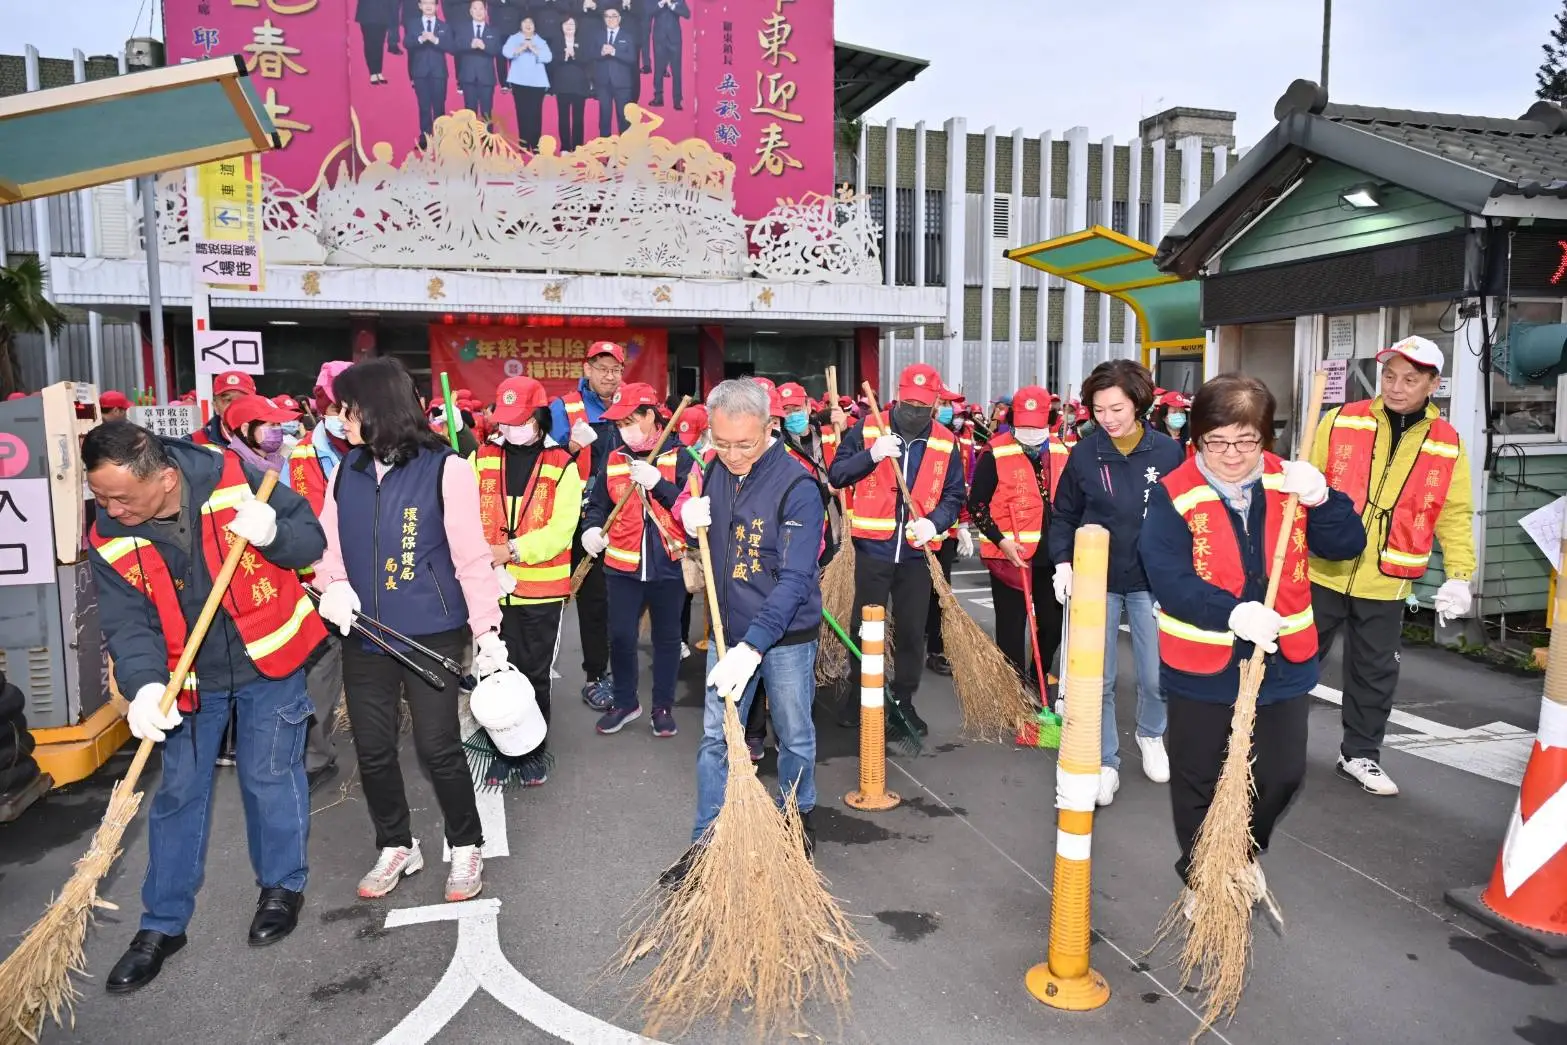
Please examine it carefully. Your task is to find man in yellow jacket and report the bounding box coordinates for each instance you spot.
[1309,336,1475,797]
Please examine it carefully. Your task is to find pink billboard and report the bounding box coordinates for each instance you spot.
[165,0,833,219]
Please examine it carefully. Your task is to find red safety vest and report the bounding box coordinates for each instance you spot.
[1323,399,1461,579]
[286,443,329,515]
[189,428,214,446]
[976,433,1068,562]
[474,443,574,602]
[604,447,684,573]
[90,451,327,711]
[820,426,840,469]
[1155,455,1317,675]
[559,391,594,480]
[848,420,956,549]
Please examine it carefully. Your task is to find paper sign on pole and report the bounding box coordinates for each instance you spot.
[194,330,265,376]
[1519,496,1566,573]
[1322,359,1348,404]
[193,154,264,291]
[1326,316,1356,360]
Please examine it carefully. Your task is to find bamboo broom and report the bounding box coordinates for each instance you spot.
[616,522,862,1040]
[861,383,1030,741]
[568,396,690,597]
[816,364,856,685]
[1155,371,1328,1037]
[0,471,284,1045]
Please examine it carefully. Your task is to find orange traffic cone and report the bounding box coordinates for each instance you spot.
[1445,536,1567,956]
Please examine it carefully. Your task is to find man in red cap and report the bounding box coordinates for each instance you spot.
[548,341,627,708]
[922,384,976,676]
[100,390,132,422]
[191,371,257,446]
[826,363,966,734]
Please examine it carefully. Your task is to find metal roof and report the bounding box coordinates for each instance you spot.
[0,55,277,204]
[835,42,928,122]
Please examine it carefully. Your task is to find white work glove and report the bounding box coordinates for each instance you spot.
[1280,460,1329,508]
[1433,579,1473,625]
[1228,601,1283,653]
[706,642,762,700]
[226,491,278,548]
[127,682,182,743]
[905,517,938,548]
[955,524,974,558]
[680,495,712,530]
[628,459,662,490]
[316,580,361,637]
[581,526,608,558]
[473,632,510,678]
[570,420,598,448]
[494,564,517,597]
[868,434,902,463]
[1052,563,1073,604]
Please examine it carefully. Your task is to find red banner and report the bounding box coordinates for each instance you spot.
[428,325,668,406]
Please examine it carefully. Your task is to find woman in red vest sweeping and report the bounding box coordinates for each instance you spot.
[1139,374,1364,905]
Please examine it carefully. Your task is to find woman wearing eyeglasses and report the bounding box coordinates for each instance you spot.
[1139,373,1363,912]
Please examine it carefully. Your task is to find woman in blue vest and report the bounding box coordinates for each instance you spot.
[309,358,511,904]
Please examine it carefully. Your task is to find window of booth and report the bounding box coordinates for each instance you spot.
[1393,301,1458,418]
[1493,299,1567,442]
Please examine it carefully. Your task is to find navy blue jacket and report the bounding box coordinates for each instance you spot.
[548,379,623,509]
[583,444,694,584]
[92,440,326,699]
[696,439,824,652]
[1047,426,1185,594]
[826,417,966,564]
[1140,479,1366,705]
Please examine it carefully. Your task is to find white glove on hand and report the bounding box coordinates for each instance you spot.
[226,492,278,548]
[1052,563,1073,605]
[956,524,975,558]
[706,642,763,700]
[680,495,712,531]
[581,526,608,557]
[127,682,182,742]
[868,434,902,463]
[316,580,361,637]
[1280,460,1329,508]
[1229,601,1283,653]
[473,632,510,678]
[628,459,662,490]
[1433,579,1473,625]
[570,420,598,448]
[905,517,938,548]
[494,564,517,597]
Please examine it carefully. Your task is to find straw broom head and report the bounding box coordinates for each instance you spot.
[815,537,855,684]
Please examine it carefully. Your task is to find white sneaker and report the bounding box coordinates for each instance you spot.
[446,844,484,902]
[1337,755,1399,796]
[680,642,691,661]
[1096,766,1120,807]
[1137,735,1170,783]
[357,839,424,898]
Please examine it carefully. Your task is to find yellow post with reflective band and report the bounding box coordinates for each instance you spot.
[1027,523,1111,1011]
[845,605,900,811]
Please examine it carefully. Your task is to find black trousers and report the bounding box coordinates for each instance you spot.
[360,22,391,77]
[341,628,481,850]
[571,530,610,680]
[850,549,934,702]
[596,89,630,136]
[510,85,547,148]
[924,540,957,656]
[499,601,561,753]
[413,77,446,140]
[1311,583,1404,760]
[460,81,494,120]
[990,560,1064,691]
[652,34,682,104]
[1166,694,1308,884]
[556,93,587,152]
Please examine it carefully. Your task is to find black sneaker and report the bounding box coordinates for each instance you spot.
[800,809,816,859]
[897,700,929,737]
[659,844,701,888]
[925,653,953,676]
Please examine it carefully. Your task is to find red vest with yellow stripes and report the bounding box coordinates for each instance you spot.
[474,443,575,601]
[604,447,685,574]
[976,433,1068,562]
[560,392,593,480]
[1324,399,1461,580]
[90,451,327,711]
[848,420,956,549]
[820,425,840,469]
[286,443,328,515]
[1156,455,1317,676]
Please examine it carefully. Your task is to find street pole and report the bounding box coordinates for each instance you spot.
[140,175,169,403]
[1321,0,1332,92]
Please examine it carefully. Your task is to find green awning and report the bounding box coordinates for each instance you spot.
[1005,226,1205,352]
[0,55,277,204]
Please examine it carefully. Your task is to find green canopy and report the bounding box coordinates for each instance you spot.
[0,55,277,204]
[1005,226,1205,357]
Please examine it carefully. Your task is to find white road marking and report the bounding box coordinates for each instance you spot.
[951,569,989,577]
[445,702,511,861]
[949,587,990,594]
[375,899,667,1045]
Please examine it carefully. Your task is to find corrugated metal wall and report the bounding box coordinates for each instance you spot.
[14,321,141,394]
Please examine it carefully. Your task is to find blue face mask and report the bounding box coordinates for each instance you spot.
[1166,411,1187,431]
[936,405,954,425]
[783,410,809,435]
[324,416,348,439]
[282,421,302,437]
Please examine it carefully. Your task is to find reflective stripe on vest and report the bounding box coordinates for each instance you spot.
[605,449,683,572]
[848,421,956,548]
[974,435,1065,562]
[93,534,199,701]
[475,444,573,601]
[561,393,593,480]
[286,444,328,516]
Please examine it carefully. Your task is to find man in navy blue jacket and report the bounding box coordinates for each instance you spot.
[827,363,966,734]
[660,379,826,886]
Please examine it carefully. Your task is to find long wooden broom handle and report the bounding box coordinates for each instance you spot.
[598,395,691,535]
[1260,371,1328,613]
[861,382,941,568]
[825,366,849,512]
[122,469,282,792]
[696,525,728,663]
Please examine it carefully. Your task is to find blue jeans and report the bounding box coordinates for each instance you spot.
[1100,590,1165,769]
[142,671,313,935]
[692,640,818,842]
[606,572,686,713]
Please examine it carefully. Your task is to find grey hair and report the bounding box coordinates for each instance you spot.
[706,379,770,422]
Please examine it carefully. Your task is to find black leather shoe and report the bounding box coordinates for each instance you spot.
[800,809,816,859]
[659,845,701,889]
[106,930,186,994]
[925,653,953,676]
[248,887,304,947]
[307,761,339,794]
[896,700,929,737]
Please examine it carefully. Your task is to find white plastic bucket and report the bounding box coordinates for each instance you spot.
[468,667,546,756]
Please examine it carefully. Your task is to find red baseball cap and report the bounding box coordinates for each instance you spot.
[586,340,626,364]
[938,385,963,403]
[492,376,549,425]
[99,390,132,411]
[273,394,302,413]
[6,391,28,401]
[676,405,708,446]
[777,382,808,410]
[1010,386,1052,427]
[897,363,943,406]
[1157,390,1192,409]
[223,393,296,430]
[601,382,661,421]
[213,371,256,396]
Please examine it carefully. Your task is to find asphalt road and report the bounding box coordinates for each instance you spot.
[2,562,1564,1045]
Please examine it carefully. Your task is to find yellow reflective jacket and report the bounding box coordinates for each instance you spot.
[1308,397,1475,602]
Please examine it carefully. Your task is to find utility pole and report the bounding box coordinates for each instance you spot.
[1321,0,1332,91]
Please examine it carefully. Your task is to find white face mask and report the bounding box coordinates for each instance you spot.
[1013,426,1048,447]
[501,422,540,446]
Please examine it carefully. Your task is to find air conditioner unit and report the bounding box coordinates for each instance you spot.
[992,193,1013,289]
[1493,321,1567,386]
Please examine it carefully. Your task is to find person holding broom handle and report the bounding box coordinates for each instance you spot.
[660,378,827,887]
[924,384,976,678]
[84,423,329,992]
[1139,374,1364,910]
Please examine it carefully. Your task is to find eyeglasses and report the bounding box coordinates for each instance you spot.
[587,362,624,377]
[711,437,763,456]
[1201,436,1262,454]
